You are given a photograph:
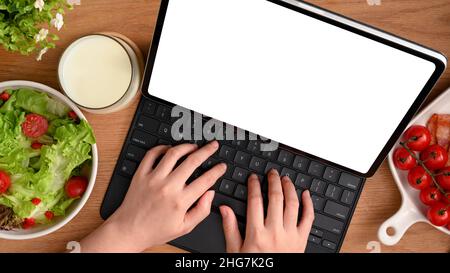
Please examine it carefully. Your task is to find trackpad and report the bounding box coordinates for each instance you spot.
[171,211,243,253]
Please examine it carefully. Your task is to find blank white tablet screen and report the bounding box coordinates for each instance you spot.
[147,0,437,173]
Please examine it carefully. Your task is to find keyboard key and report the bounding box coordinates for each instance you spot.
[234,151,251,167]
[324,201,350,220]
[311,195,326,211]
[247,141,261,154]
[341,190,356,205]
[293,155,309,172]
[201,157,219,170]
[277,150,294,166]
[232,139,248,149]
[219,146,237,161]
[325,184,343,200]
[136,116,159,133]
[308,235,321,244]
[119,160,137,177]
[310,179,326,194]
[322,240,337,250]
[264,162,282,174]
[295,174,312,189]
[280,167,296,180]
[308,161,325,177]
[142,100,157,115]
[338,173,361,190]
[158,139,171,145]
[155,104,171,121]
[130,130,157,149]
[219,179,236,195]
[311,228,324,237]
[296,189,303,203]
[213,192,246,218]
[314,213,344,235]
[323,167,340,182]
[223,163,234,178]
[125,145,147,162]
[158,123,172,139]
[232,167,250,183]
[261,150,279,161]
[249,156,266,174]
[234,184,247,201]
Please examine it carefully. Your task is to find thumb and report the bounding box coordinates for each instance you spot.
[183,190,215,234]
[219,206,243,253]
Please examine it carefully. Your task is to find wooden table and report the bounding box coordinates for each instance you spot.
[0,0,449,253]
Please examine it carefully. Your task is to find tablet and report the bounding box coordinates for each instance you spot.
[141,0,446,176]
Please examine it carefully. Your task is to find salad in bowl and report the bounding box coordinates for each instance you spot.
[0,81,98,239]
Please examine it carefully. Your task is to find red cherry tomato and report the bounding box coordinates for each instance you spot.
[0,171,11,194]
[403,125,432,151]
[443,192,450,204]
[427,203,449,226]
[65,176,88,198]
[0,92,10,101]
[393,147,417,170]
[436,167,450,191]
[68,111,78,121]
[407,166,432,190]
[45,211,54,220]
[31,142,43,149]
[22,218,36,229]
[420,187,443,206]
[31,198,41,206]
[22,114,48,138]
[420,145,448,170]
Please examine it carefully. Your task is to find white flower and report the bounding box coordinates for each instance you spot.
[34,28,48,43]
[34,0,45,12]
[51,13,64,31]
[67,0,81,5]
[36,47,48,61]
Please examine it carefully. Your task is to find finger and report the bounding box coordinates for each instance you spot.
[266,169,284,226]
[281,176,299,229]
[183,190,215,234]
[184,163,227,205]
[153,143,198,176]
[171,141,220,182]
[297,190,315,236]
[135,145,171,176]
[220,206,243,253]
[246,174,264,227]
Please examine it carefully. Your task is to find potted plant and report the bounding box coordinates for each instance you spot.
[0,0,80,60]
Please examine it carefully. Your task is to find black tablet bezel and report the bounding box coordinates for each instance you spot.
[141,0,446,178]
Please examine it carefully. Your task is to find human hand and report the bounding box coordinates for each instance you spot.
[80,141,226,252]
[219,169,314,253]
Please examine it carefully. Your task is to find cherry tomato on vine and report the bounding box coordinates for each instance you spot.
[436,167,450,191]
[420,144,448,171]
[420,187,443,206]
[393,147,417,170]
[407,166,432,190]
[403,125,432,151]
[427,203,449,227]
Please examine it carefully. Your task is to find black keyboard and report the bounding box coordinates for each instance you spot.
[100,96,365,253]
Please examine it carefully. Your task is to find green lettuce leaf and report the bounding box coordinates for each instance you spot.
[14,88,70,120]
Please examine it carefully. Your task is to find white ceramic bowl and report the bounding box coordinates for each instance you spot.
[378,87,450,246]
[0,80,98,240]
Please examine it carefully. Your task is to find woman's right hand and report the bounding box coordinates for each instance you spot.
[219,169,315,253]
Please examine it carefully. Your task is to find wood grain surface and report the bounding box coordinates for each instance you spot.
[0,0,449,253]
